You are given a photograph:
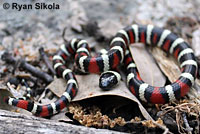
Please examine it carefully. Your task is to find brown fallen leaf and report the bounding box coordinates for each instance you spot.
[150,47,200,98]
[0,86,13,111]
[192,27,200,57]
[130,43,166,87]
[150,47,180,82]
[47,74,153,120]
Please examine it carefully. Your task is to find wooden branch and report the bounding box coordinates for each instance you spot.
[0,109,123,134]
[2,52,53,84]
[39,47,56,76]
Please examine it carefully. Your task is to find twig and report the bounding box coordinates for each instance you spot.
[39,47,56,75]
[20,60,53,83]
[161,100,200,133]
[152,120,173,134]
[1,52,16,64]
[182,113,193,134]
[197,116,200,134]
[16,74,37,84]
[2,52,53,84]
[62,27,68,43]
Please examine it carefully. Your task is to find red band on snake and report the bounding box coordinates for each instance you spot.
[5,24,198,117]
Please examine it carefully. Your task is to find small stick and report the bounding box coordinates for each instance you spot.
[19,60,53,83]
[197,117,200,134]
[2,52,53,84]
[39,47,56,75]
[16,74,37,84]
[152,120,173,134]
[1,52,17,64]
[182,113,193,134]
[62,27,68,43]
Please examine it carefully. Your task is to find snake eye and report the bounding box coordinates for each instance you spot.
[99,71,121,90]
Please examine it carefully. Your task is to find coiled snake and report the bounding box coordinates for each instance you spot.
[5,24,198,117]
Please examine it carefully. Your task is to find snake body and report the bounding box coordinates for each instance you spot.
[5,24,198,117]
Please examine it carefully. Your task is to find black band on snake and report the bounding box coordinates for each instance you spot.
[5,24,198,117]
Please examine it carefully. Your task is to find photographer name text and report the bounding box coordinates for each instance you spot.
[3,3,60,11]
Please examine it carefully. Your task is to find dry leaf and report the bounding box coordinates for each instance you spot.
[130,43,166,86]
[192,27,200,57]
[150,47,180,82]
[0,86,13,111]
[47,74,153,120]
[150,47,200,98]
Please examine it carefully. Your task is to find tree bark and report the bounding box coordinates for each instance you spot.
[0,109,123,134]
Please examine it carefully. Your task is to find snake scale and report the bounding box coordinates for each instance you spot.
[5,24,198,117]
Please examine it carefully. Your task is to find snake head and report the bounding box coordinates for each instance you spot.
[99,71,121,90]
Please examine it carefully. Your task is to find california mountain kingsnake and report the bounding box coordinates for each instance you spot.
[5,24,198,117]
